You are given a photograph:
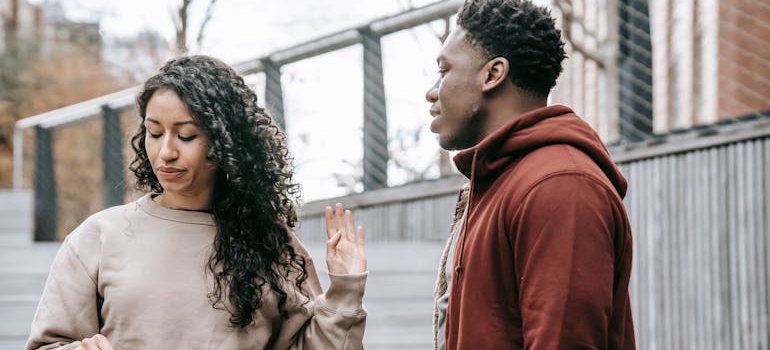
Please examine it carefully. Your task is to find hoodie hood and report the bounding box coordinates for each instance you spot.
[453,105,627,198]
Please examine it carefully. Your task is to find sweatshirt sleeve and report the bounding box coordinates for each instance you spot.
[26,230,102,350]
[511,174,617,350]
[275,236,368,350]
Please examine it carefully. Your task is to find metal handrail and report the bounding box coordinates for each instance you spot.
[12,0,463,189]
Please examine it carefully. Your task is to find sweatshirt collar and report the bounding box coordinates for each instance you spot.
[137,193,216,226]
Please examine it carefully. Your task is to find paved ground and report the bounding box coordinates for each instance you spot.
[0,242,60,350]
[0,223,444,349]
[1,190,446,349]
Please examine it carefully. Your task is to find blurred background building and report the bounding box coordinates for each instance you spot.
[551,0,770,140]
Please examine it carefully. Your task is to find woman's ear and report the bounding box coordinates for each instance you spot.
[482,57,509,92]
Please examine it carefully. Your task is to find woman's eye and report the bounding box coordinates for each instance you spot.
[147,132,162,139]
[179,135,198,142]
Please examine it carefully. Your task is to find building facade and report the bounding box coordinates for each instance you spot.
[550,0,770,143]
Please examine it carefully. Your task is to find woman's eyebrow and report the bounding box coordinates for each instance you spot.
[144,117,198,126]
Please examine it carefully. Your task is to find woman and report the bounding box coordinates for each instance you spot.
[26,55,367,350]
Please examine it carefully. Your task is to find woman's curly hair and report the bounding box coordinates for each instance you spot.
[129,55,307,328]
[457,0,567,98]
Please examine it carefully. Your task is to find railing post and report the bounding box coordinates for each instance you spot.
[359,27,388,190]
[102,105,124,208]
[262,58,286,132]
[33,126,56,241]
[618,0,653,142]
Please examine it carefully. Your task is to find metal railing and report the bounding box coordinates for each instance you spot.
[12,0,463,240]
[11,0,770,242]
[296,113,770,350]
[617,116,770,350]
[8,0,770,347]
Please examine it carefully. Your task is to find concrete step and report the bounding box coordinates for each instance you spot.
[0,297,38,349]
[0,242,59,350]
[0,190,33,247]
[0,241,446,349]
[305,241,443,348]
[0,273,49,296]
[364,298,435,346]
[0,243,59,276]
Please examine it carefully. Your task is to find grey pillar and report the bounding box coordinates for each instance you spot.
[618,0,653,142]
[359,27,388,190]
[102,106,124,208]
[34,126,56,241]
[262,58,286,132]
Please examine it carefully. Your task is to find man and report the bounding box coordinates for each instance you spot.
[427,1,636,349]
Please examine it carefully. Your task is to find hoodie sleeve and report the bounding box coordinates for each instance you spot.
[274,236,368,350]
[26,229,102,350]
[511,173,617,350]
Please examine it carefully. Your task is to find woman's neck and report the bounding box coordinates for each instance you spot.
[153,192,212,212]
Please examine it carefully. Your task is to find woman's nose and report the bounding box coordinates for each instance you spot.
[158,136,178,161]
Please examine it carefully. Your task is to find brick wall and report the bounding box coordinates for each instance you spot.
[718,0,770,118]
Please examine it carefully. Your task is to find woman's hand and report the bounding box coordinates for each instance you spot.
[324,203,367,274]
[76,334,114,350]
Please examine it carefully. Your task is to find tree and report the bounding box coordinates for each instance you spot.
[0,0,32,162]
[0,11,125,189]
[173,0,219,54]
[428,15,454,177]
[382,12,456,186]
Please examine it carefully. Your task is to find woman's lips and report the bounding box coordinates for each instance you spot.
[156,166,185,180]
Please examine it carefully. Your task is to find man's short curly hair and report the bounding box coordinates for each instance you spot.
[457,0,566,97]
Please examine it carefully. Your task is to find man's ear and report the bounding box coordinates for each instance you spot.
[481,57,509,92]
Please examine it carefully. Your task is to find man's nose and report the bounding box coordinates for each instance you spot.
[425,81,438,102]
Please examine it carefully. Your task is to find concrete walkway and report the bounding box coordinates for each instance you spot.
[0,190,445,349]
[1,242,444,350]
[0,243,60,350]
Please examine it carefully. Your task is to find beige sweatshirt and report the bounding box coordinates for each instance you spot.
[26,194,367,350]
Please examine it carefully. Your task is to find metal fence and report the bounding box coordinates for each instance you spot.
[11,0,463,239]
[6,0,770,348]
[296,114,770,350]
[615,116,770,350]
[10,0,770,240]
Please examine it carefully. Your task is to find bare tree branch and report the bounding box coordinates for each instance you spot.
[553,0,607,68]
[425,15,453,176]
[175,0,193,54]
[195,0,219,49]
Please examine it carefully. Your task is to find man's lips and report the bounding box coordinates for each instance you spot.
[429,109,440,133]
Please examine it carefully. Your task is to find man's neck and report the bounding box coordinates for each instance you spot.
[484,86,548,136]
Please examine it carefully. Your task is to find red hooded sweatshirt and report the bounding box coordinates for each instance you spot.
[445,105,636,350]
